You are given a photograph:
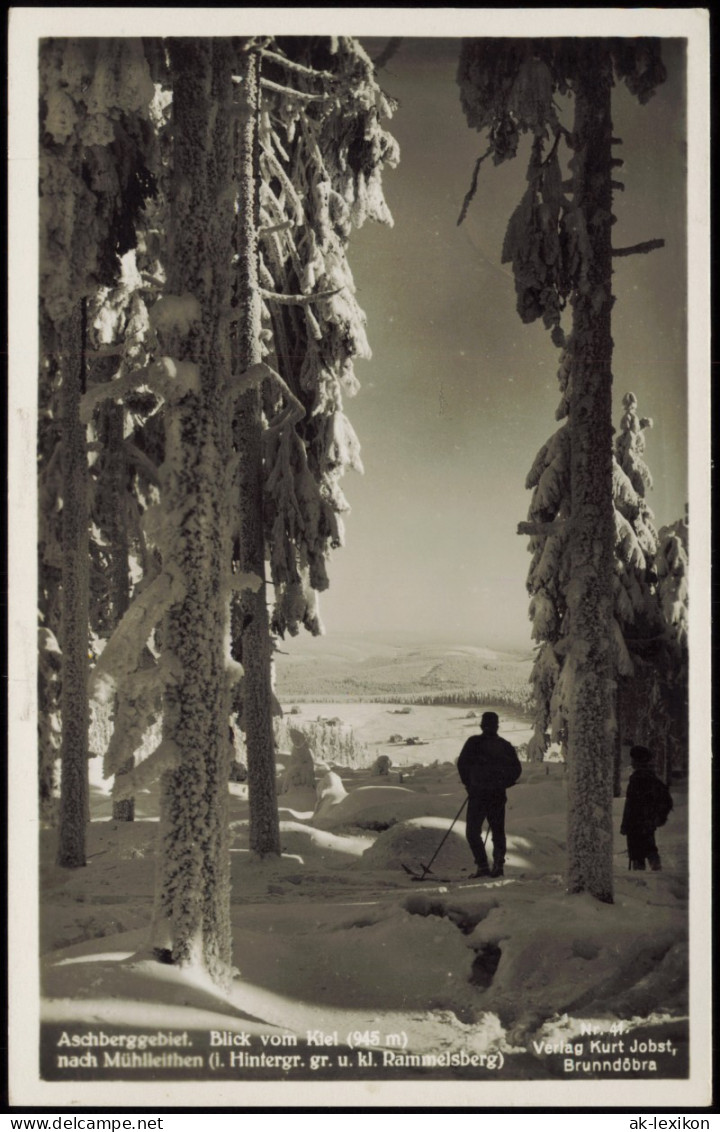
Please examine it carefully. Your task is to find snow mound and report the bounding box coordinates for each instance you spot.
[358,816,473,874]
[277,787,317,820]
[313,771,348,821]
[278,729,315,794]
[467,883,687,1034]
[313,783,448,831]
[278,820,373,864]
[506,766,567,820]
[40,822,159,953]
[232,902,476,1014]
[502,830,566,874]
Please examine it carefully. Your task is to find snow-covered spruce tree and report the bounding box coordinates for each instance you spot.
[87,39,252,980]
[40,38,158,865]
[90,39,241,982]
[80,79,176,824]
[259,38,397,635]
[610,392,660,793]
[522,417,571,764]
[523,391,660,789]
[85,254,165,821]
[229,38,397,853]
[39,267,154,822]
[656,516,688,778]
[523,387,688,799]
[458,38,666,901]
[228,43,286,858]
[647,513,689,780]
[75,35,396,980]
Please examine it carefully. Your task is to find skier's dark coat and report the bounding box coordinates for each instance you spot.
[620,766,673,835]
[620,766,673,869]
[457,733,522,794]
[457,732,522,873]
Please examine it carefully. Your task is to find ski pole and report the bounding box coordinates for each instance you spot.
[416,796,468,880]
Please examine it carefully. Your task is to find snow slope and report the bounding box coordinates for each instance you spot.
[38,750,689,1093]
[274,634,534,704]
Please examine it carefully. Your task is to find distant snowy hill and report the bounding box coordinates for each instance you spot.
[274,632,534,706]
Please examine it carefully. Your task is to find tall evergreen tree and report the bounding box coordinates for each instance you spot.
[38,347,64,815]
[611,392,659,793]
[76,35,396,982]
[90,39,244,980]
[56,302,91,865]
[231,37,398,853]
[39,37,158,864]
[256,37,397,639]
[86,263,156,821]
[232,43,282,858]
[457,37,666,901]
[643,513,689,781]
[523,391,661,794]
[660,515,689,777]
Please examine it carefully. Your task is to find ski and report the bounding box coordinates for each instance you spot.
[401,866,509,889]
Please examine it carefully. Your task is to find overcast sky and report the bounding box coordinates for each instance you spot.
[305,36,688,652]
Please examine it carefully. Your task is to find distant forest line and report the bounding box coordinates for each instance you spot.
[279,688,535,716]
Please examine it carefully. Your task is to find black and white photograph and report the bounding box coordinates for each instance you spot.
[8,7,711,1111]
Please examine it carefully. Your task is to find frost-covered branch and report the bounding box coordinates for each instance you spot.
[225,361,305,431]
[91,570,185,701]
[225,362,270,402]
[254,35,397,639]
[457,148,492,227]
[264,398,305,436]
[257,48,335,82]
[101,662,163,778]
[260,287,341,306]
[112,738,180,800]
[80,370,151,423]
[260,77,335,103]
[372,38,403,71]
[80,356,200,423]
[517,518,570,537]
[612,239,665,257]
[86,344,125,359]
[123,440,161,484]
[229,570,264,594]
[260,149,306,223]
[258,220,295,237]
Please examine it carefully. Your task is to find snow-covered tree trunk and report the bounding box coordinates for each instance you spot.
[232,47,281,858]
[85,341,136,818]
[56,302,90,867]
[564,47,616,902]
[150,40,237,983]
[98,401,135,821]
[459,37,666,903]
[39,346,64,815]
[613,711,623,799]
[41,35,158,855]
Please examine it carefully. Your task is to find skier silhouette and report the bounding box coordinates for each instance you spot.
[620,745,673,870]
[457,711,522,878]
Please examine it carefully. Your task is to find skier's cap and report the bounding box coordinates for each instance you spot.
[480,711,499,731]
[629,745,653,765]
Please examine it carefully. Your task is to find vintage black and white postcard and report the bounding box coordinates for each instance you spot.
[7,6,711,1111]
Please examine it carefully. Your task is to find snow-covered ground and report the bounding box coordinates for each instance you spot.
[39,722,689,1089]
[277,699,534,766]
